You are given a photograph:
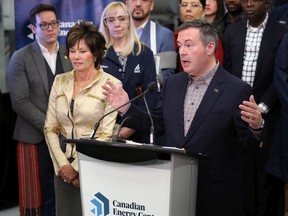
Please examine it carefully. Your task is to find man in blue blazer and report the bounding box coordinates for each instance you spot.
[223,1,288,214]
[126,0,175,54]
[102,20,265,216]
[126,0,175,80]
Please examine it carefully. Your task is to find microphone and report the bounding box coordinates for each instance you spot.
[89,81,157,139]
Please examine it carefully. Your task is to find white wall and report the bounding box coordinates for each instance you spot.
[0,0,7,93]
[0,0,14,93]
[3,0,14,30]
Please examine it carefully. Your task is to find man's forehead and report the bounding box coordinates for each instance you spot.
[177,28,199,42]
[179,27,198,35]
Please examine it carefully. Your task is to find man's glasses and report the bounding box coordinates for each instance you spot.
[179,2,203,8]
[36,20,60,30]
[104,14,129,25]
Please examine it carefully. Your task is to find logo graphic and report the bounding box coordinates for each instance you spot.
[27,24,35,40]
[90,192,110,216]
[134,64,141,73]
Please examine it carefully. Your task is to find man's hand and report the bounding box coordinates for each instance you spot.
[118,127,136,140]
[102,80,130,113]
[239,95,263,129]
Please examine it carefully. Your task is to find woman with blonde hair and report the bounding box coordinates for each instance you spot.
[99,1,158,143]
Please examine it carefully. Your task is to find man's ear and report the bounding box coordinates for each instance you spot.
[29,24,36,34]
[150,0,155,12]
[207,42,216,56]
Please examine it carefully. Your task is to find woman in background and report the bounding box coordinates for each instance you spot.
[99,1,158,143]
[204,0,225,38]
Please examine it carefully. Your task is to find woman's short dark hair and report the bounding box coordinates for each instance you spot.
[66,21,107,69]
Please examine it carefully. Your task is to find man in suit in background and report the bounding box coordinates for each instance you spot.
[8,4,72,216]
[222,0,244,33]
[102,20,265,216]
[126,0,175,80]
[265,33,288,216]
[223,0,288,214]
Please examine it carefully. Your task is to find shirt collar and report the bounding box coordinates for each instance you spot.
[246,12,269,30]
[38,41,59,54]
[138,19,149,30]
[188,61,219,85]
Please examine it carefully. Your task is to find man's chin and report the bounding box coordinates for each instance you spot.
[132,16,145,21]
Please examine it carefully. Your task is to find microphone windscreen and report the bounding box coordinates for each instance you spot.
[147,81,158,93]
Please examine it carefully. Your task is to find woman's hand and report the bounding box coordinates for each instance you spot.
[58,164,78,184]
[72,176,80,188]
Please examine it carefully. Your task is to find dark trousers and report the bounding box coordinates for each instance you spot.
[242,128,285,216]
[37,140,55,216]
[54,176,82,216]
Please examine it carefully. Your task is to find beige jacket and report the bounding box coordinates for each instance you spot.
[44,68,121,174]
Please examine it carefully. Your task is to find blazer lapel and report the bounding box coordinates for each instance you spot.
[183,68,225,145]
[62,71,74,108]
[140,21,150,47]
[256,18,273,74]
[31,42,49,95]
[234,21,247,78]
[122,47,142,87]
[59,46,72,72]
[174,74,189,138]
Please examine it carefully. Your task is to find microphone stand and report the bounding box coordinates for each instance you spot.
[112,113,137,142]
[89,99,133,139]
[143,94,154,144]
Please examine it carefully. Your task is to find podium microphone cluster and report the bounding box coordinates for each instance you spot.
[89,81,158,140]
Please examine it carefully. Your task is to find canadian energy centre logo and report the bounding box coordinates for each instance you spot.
[90,192,110,216]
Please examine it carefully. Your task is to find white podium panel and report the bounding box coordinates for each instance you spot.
[78,152,198,216]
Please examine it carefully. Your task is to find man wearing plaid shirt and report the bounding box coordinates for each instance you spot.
[223,0,288,215]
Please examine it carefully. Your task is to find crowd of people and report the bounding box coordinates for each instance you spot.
[6,0,288,216]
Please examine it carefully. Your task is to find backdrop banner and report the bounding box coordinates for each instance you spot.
[14,0,115,50]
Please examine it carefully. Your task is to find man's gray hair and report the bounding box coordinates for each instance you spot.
[177,20,218,52]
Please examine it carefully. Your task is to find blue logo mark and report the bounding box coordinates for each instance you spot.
[90,192,110,215]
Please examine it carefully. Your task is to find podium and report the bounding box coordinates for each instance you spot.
[64,139,207,216]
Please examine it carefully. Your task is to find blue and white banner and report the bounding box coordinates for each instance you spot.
[14,0,116,50]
